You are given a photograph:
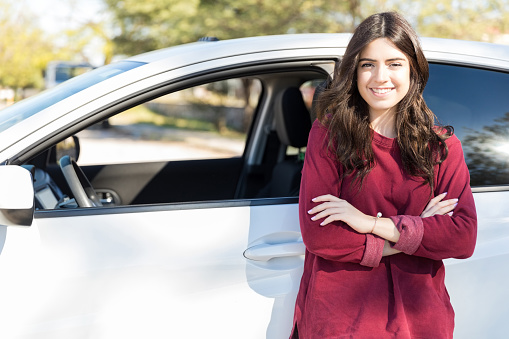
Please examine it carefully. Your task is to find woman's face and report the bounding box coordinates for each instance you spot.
[357,38,411,120]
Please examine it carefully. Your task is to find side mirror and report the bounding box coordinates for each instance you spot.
[0,166,34,226]
[55,135,80,162]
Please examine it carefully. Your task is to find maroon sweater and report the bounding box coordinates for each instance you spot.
[292,120,477,338]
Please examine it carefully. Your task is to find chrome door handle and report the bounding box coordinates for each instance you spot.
[243,241,305,261]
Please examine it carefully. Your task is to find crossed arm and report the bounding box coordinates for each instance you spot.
[308,192,458,256]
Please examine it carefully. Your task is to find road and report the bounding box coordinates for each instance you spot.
[76,125,244,165]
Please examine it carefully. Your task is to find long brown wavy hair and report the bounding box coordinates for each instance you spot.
[316,12,452,192]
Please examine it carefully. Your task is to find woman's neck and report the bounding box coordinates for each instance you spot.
[370,109,397,138]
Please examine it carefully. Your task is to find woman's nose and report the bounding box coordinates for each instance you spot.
[374,66,389,83]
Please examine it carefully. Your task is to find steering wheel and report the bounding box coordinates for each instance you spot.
[59,155,103,207]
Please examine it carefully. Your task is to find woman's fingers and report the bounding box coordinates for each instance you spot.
[421,192,447,216]
[432,199,458,215]
[312,194,341,203]
[308,195,343,215]
[320,215,339,227]
[308,195,349,226]
[311,207,344,223]
[421,192,458,218]
[427,199,457,216]
[428,192,448,205]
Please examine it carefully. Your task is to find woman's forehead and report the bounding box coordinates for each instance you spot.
[359,38,408,61]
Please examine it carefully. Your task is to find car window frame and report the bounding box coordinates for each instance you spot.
[25,60,335,217]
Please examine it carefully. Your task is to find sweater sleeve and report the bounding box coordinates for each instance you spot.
[390,135,477,260]
[299,121,385,267]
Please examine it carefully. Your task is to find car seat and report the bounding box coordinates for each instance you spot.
[259,86,312,197]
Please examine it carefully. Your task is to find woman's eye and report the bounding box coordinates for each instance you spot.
[360,63,373,68]
[390,63,402,67]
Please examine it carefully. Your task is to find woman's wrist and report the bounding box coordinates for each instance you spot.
[371,216,400,243]
[370,212,382,233]
[382,240,402,256]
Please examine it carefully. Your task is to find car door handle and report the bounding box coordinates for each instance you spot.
[243,241,305,261]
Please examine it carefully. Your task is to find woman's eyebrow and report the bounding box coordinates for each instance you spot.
[359,57,406,62]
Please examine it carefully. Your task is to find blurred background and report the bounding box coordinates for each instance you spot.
[1,0,509,104]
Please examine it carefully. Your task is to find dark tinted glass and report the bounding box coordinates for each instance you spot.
[424,64,509,187]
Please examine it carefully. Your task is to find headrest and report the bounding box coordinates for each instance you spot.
[275,87,312,148]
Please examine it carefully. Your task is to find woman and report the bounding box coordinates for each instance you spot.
[291,12,477,338]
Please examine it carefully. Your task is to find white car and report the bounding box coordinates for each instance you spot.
[0,34,508,338]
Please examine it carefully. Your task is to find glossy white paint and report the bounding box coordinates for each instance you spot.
[0,203,301,338]
[445,191,509,338]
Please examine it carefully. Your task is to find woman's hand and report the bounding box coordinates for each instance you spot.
[421,192,458,218]
[308,194,374,233]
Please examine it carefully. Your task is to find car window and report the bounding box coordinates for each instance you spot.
[424,64,509,187]
[76,78,262,165]
[0,61,144,133]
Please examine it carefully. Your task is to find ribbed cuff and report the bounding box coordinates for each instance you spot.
[360,234,385,267]
[389,215,424,255]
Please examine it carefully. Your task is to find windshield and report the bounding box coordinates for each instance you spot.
[0,61,144,133]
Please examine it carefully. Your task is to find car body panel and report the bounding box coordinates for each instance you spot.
[445,191,509,338]
[0,202,300,338]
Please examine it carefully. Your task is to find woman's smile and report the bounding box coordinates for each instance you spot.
[370,87,395,95]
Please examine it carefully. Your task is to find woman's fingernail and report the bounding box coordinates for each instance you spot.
[447,211,453,216]
[442,192,448,195]
[308,209,313,214]
[454,203,458,207]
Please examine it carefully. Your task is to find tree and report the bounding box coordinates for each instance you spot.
[104,0,362,56]
[0,1,55,97]
[354,0,509,43]
[414,0,509,42]
[104,0,201,55]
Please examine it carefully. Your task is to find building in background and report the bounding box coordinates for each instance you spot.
[44,61,94,89]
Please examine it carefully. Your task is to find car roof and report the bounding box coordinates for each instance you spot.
[126,33,509,71]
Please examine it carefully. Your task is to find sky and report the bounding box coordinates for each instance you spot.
[22,0,104,34]
[18,0,106,65]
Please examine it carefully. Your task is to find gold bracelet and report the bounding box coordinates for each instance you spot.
[371,212,382,233]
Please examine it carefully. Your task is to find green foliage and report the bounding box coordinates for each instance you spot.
[105,0,509,58]
[105,0,362,55]
[0,0,114,99]
[104,0,201,54]
[355,0,509,43]
[0,1,54,91]
[414,0,509,42]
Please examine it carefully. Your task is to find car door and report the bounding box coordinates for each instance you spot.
[0,53,335,338]
[0,201,300,338]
